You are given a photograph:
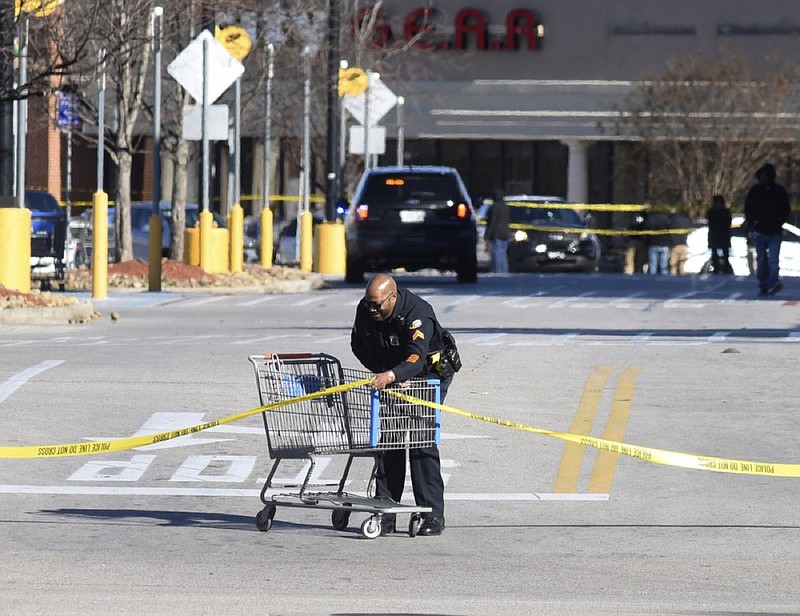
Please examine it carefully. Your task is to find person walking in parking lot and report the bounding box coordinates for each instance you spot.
[744,163,791,295]
[484,193,511,273]
[707,195,732,274]
[351,274,458,537]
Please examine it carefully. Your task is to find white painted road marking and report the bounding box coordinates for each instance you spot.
[0,360,64,404]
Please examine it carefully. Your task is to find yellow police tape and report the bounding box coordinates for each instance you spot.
[508,223,696,237]
[1,378,798,477]
[0,379,371,460]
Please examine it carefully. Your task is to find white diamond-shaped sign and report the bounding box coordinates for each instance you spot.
[343,73,398,126]
[168,30,244,104]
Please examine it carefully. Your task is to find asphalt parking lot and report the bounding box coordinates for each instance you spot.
[1,272,798,615]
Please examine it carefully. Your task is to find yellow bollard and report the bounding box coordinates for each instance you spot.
[229,204,244,273]
[259,207,273,268]
[314,221,346,274]
[148,213,162,292]
[299,210,313,272]
[209,227,230,273]
[184,227,200,266]
[199,210,213,272]
[0,207,32,293]
[91,191,108,299]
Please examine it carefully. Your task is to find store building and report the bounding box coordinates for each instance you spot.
[371,0,800,204]
[26,0,800,214]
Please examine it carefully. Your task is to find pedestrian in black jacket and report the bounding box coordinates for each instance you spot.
[744,163,791,295]
[707,195,732,274]
[351,274,455,536]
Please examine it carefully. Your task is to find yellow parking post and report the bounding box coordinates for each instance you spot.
[184,227,200,266]
[299,210,313,272]
[148,213,162,291]
[314,221,346,274]
[91,191,108,299]
[199,210,212,272]
[260,207,273,268]
[0,207,31,293]
[229,204,244,273]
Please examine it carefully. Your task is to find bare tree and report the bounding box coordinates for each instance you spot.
[614,53,800,212]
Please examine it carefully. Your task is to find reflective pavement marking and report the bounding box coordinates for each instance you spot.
[0,360,64,404]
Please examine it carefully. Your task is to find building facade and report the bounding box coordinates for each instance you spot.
[28,1,800,217]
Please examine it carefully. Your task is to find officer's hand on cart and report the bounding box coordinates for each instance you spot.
[370,370,396,390]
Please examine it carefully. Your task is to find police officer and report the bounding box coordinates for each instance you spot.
[351,274,455,536]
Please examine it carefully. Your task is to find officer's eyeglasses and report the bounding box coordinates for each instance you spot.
[362,293,393,311]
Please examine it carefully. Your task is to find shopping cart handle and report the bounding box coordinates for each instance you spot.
[262,353,315,360]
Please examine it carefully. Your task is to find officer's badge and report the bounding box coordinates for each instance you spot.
[389,334,400,346]
[409,319,422,329]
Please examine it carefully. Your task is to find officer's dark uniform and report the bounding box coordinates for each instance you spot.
[350,286,451,521]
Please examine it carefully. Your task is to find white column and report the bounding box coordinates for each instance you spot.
[564,140,588,204]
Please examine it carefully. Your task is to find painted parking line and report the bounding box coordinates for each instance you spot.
[0,360,64,404]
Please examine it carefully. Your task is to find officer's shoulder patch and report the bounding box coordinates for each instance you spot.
[409,319,422,329]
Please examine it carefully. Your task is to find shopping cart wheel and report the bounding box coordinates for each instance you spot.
[408,513,422,537]
[331,509,350,531]
[360,516,382,539]
[255,505,276,532]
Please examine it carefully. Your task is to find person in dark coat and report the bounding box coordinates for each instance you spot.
[706,195,732,274]
[744,163,791,295]
[484,194,511,273]
[643,210,672,275]
[351,274,456,536]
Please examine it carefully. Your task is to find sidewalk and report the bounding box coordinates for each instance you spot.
[0,261,324,326]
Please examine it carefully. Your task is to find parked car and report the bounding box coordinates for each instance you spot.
[273,214,324,264]
[343,165,478,283]
[27,189,67,289]
[130,202,257,262]
[684,215,800,276]
[502,195,601,273]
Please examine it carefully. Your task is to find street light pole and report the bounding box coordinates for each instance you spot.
[324,0,340,222]
[149,6,163,291]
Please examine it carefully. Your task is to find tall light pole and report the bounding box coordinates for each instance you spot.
[0,0,14,197]
[324,0,340,222]
[149,6,163,291]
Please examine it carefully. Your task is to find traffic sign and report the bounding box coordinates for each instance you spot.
[167,30,244,104]
[57,92,81,131]
[343,72,398,126]
[215,24,252,61]
[338,67,368,96]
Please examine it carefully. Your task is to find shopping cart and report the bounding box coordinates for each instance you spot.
[248,352,441,539]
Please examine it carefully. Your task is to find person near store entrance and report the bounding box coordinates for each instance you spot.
[350,274,458,537]
[484,192,511,273]
[668,208,692,275]
[643,209,672,275]
[744,162,791,295]
[707,195,732,274]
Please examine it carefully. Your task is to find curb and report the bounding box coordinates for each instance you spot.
[0,273,324,325]
[0,301,96,326]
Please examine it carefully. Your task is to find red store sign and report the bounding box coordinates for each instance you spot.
[354,6,543,51]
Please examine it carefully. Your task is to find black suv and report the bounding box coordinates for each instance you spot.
[344,166,478,283]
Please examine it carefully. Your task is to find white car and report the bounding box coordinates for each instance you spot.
[684,216,800,276]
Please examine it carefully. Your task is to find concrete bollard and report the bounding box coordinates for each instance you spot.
[229,204,243,273]
[91,191,108,299]
[260,207,273,268]
[314,221,346,274]
[299,210,313,272]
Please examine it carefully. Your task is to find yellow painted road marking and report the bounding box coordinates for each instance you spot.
[554,365,615,493]
[589,366,643,493]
